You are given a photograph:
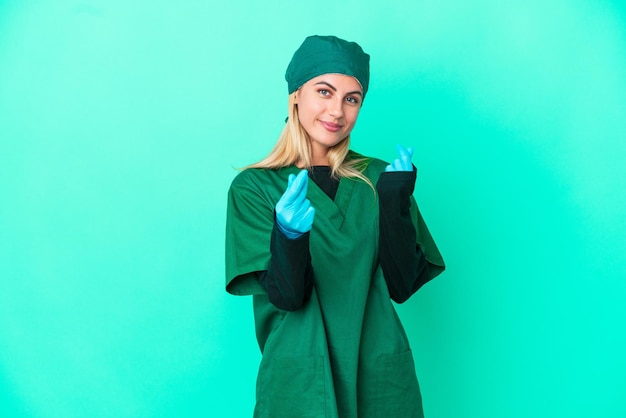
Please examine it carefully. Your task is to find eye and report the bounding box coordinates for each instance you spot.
[346,96,359,105]
[318,89,331,96]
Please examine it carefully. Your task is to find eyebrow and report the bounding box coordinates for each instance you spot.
[314,81,363,97]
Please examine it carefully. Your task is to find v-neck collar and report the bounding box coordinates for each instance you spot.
[284,166,356,230]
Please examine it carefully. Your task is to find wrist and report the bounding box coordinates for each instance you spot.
[275,213,304,240]
[376,168,416,197]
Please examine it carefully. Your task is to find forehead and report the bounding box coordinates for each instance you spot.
[304,73,363,92]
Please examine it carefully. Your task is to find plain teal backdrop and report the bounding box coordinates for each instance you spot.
[1,1,625,417]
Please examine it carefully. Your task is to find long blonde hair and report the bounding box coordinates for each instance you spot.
[247,93,373,189]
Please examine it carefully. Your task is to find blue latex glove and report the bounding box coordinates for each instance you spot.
[275,170,316,239]
[385,144,414,172]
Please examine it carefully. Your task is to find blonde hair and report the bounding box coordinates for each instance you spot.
[247,93,373,189]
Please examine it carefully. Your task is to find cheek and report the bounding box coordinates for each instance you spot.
[345,108,361,126]
[298,100,322,120]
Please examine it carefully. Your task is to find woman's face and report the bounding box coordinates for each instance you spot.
[295,73,363,160]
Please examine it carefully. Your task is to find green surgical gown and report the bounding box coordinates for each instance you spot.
[225,152,445,418]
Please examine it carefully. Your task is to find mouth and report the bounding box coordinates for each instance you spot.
[320,121,342,133]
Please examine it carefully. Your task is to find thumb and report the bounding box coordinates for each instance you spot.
[396,144,413,159]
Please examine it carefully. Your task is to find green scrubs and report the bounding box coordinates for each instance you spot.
[225,152,445,418]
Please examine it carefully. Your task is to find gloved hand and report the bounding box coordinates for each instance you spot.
[385,144,414,172]
[275,170,316,239]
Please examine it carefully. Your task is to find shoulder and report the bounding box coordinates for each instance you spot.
[347,150,388,179]
[228,166,293,204]
[229,167,286,189]
[230,167,266,189]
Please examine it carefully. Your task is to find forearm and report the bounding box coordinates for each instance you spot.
[257,219,313,311]
[377,170,430,303]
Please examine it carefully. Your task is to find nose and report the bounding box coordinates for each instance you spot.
[328,96,344,119]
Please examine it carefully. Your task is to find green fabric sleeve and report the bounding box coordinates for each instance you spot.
[225,172,275,296]
[409,195,446,279]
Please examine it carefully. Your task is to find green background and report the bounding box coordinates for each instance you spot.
[1,1,625,417]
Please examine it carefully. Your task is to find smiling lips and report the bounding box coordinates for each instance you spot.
[320,120,343,133]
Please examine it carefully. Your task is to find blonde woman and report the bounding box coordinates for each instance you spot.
[225,35,445,418]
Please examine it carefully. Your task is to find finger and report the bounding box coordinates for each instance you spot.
[291,200,314,233]
[385,164,394,172]
[400,154,412,171]
[392,159,404,171]
[304,206,315,225]
[396,143,408,157]
[297,198,311,214]
[280,172,303,207]
[399,144,414,156]
[286,170,306,196]
[289,170,309,205]
[300,205,315,230]
[396,144,414,170]
[287,173,296,188]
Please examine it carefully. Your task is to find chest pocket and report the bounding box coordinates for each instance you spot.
[268,355,328,418]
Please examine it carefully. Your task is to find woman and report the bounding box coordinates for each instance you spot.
[225,35,445,418]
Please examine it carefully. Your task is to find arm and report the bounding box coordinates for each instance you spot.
[256,219,314,311]
[377,169,430,303]
[256,170,315,311]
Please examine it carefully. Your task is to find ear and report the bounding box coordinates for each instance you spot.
[294,91,299,104]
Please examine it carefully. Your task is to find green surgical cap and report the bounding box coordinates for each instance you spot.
[285,35,370,99]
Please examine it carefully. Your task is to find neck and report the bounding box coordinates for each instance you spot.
[310,142,330,166]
